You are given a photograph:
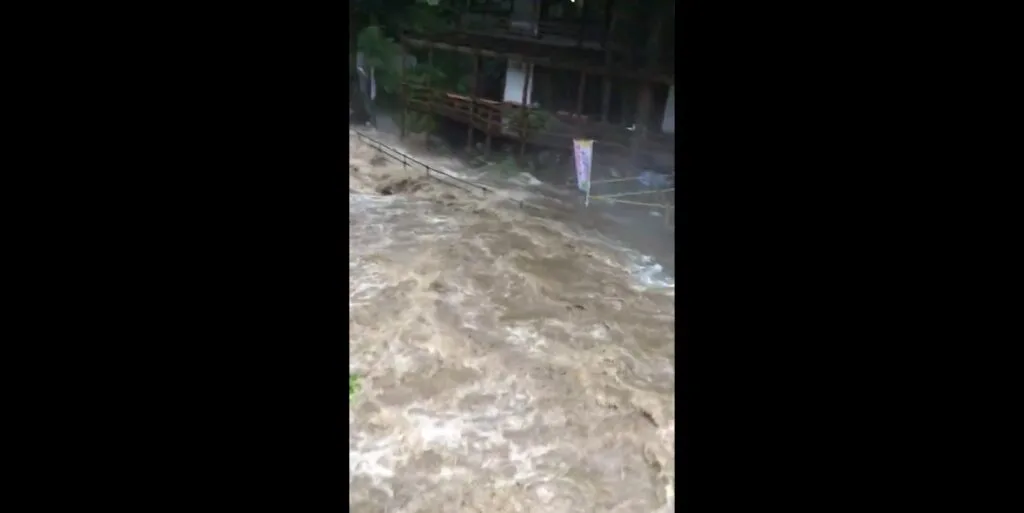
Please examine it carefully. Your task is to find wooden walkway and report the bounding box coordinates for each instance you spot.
[401,82,674,158]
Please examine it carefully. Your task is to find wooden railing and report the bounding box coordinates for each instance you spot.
[405,84,499,133]
[402,82,531,137]
[401,82,674,155]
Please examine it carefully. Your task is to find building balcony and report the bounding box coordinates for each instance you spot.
[458,13,610,51]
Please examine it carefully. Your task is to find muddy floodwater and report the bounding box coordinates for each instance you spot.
[349,129,676,513]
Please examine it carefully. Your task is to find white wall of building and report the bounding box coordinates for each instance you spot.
[502,60,535,105]
[501,60,535,135]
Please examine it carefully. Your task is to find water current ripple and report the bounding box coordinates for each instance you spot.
[349,130,675,513]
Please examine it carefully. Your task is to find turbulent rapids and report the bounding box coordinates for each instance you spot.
[349,129,676,513]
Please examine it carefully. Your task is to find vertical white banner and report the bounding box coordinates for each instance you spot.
[573,139,594,205]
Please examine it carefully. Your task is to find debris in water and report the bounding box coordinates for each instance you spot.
[377,178,427,196]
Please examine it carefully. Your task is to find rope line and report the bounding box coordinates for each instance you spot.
[352,130,495,196]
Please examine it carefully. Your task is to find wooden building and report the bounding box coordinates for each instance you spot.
[397,0,675,167]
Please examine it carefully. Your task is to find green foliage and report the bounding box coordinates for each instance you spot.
[353,0,458,36]
[356,1,466,109]
[424,52,472,91]
[357,26,403,94]
[403,1,456,34]
[403,62,447,87]
[455,74,473,95]
[357,25,444,111]
[356,5,471,136]
[506,108,552,134]
[403,111,437,134]
[349,374,362,399]
[524,109,552,131]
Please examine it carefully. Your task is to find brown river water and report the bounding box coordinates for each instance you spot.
[349,128,676,512]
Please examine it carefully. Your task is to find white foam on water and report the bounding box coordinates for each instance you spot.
[627,254,675,292]
[512,172,545,187]
[349,130,675,513]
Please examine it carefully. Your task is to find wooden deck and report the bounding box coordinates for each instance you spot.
[402,83,674,157]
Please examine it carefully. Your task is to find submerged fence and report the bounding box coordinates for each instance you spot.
[350,129,674,229]
[351,130,498,197]
[588,174,675,228]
